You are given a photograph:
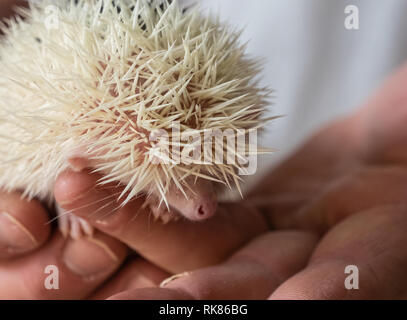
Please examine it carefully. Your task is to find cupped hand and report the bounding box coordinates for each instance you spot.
[0,190,129,299]
[1,0,302,300]
[254,62,407,299]
[55,62,407,299]
[5,0,407,301]
[0,1,132,300]
[54,171,318,300]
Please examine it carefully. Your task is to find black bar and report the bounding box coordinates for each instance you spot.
[0,300,400,319]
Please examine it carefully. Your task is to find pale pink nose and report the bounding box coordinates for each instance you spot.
[165,179,218,222]
[193,200,218,221]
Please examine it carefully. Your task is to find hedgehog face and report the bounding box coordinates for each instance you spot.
[0,0,270,221]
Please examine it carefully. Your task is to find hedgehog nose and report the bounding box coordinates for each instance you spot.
[168,193,218,222]
[194,200,218,221]
[165,179,218,221]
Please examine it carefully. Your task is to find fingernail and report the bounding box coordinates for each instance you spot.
[63,237,119,281]
[0,212,37,253]
[160,272,191,288]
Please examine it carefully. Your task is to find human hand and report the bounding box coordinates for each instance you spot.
[53,168,317,299]
[55,62,407,300]
[0,190,129,299]
[250,61,407,299]
[6,1,407,300]
[0,0,133,301]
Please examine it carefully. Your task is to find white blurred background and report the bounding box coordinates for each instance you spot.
[183,0,407,193]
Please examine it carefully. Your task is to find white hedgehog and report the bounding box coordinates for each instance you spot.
[0,0,272,238]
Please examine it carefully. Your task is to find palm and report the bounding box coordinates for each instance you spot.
[250,64,407,235]
[69,63,407,300]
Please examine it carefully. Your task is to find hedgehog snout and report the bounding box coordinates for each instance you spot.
[166,179,218,221]
[190,196,218,221]
[170,194,218,221]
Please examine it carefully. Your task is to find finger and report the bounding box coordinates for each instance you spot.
[0,191,50,259]
[268,166,407,233]
[247,61,407,226]
[109,231,317,300]
[357,61,407,164]
[90,258,170,300]
[0,230,127,299]
[246,117,362,225]
[54,170,268,274]
[270,205,407,299]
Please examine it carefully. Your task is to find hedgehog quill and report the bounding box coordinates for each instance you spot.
[0,0,272,238]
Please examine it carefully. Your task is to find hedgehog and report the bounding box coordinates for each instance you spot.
[0,0,272,238]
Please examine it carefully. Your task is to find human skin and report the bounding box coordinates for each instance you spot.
[0,0,130,299]
[0,0,24,19]
[3,1,407,300]
[54,61,407,300]
[3,61,407,300]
